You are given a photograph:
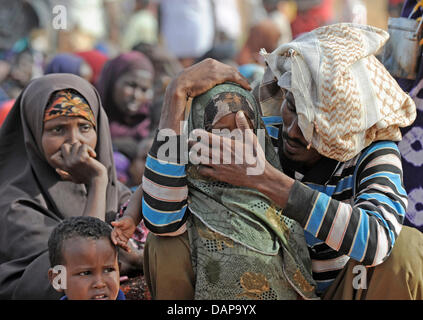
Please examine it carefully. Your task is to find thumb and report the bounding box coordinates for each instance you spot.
[235,111,250,131]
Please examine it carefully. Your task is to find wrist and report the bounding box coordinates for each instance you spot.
[257,164,294,208]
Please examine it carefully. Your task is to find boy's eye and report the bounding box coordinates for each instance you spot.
[78,271,91,276]
[104,267,116,273]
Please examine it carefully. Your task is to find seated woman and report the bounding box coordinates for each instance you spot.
[0,73,137,299]
[96,51,155,167]
[112,83,317,300]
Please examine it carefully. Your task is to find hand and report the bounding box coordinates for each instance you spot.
[50,142,107,186]
[160,58,251,133]
[188,111,268,188]
[111,216,137,252]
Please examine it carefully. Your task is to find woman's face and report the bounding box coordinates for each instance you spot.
[41,116,97,168]
[112,69,153,116]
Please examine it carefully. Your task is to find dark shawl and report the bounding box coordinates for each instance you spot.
[44,53,84,76]
[96,51,154,127]
[0,73,131,299]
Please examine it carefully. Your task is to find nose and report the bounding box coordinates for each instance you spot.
[65,126,81,145]
[92,275,106,289]
[286,114,304,141]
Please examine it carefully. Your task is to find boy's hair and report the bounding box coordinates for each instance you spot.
[48,216,115,267]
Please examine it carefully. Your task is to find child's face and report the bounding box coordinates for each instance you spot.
[60,237,120,300]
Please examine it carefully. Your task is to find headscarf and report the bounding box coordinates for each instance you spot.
[185,83,317,300]
[44,53,84,76]
[261,23,417,162]
[44,89,96,127]
[0,73,131,299]
[74,50,108,84]
[96,51,154,140]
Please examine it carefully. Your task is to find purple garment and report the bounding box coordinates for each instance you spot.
[44,53,84,76]
[96,51,154,140]
[395,0,423,232]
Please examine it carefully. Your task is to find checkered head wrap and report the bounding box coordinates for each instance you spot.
[259,23,416,162]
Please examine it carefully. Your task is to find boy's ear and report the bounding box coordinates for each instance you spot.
[48,267,64,293]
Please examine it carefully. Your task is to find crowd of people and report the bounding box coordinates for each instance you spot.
[0,0,422,301]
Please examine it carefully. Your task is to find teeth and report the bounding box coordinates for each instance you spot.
[94,295,105,299]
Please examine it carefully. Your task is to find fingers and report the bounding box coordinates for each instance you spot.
[235,111,251,131]
[111,227,132,252]
[55,168,73,181]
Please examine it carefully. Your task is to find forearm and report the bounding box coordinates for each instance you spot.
[122,185,143,226]
[83,177,108,220]
[142,132,189,234]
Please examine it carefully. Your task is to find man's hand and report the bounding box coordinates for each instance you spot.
[188,111,268,188]
[159,58,251,134]
[111,216,138,252]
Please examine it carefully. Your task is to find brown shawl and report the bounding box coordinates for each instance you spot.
[0,74,131,299]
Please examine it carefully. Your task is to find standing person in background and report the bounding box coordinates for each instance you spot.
[159,0,215,68]
[122,0,158,51]
[262,0,293,45]
[290,0,334,38]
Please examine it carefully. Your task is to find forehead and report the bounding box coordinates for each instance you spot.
[61,237,117,265]
[118,69,153,82]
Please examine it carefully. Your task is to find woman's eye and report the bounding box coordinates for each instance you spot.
[51,126,63,134]
[80,124,92,132]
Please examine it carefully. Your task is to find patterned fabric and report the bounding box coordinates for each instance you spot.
[395,0,423,232]
[262,23,416,162]
[203,91,256,131]
[186,83,317,299]
[44,89,96,127]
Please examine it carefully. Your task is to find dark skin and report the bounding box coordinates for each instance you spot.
[42,116,108,220]
[48,237,120,300]
[111,58,321,248]
[111,112,253,251]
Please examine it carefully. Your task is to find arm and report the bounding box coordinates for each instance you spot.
[52,142,108,220]
[195,114,406,266]
[142,59,251,235]
[263,142,407,266]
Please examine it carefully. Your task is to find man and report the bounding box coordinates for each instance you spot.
[139,24,423,299]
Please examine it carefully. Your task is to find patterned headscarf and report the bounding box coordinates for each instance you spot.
[260,23,417,162]
[44,89,96,128]
[203,91,256,132]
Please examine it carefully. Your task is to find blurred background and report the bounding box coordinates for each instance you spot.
[0,0,406,189]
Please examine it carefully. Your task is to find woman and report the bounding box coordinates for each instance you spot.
[97,51,154,164]
[113,83,317,300]
[0,73,132,299]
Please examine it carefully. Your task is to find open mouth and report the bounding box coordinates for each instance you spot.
[91,294,108,300]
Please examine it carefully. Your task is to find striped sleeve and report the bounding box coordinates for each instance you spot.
[142,133,189,235]
[284,141,407,266]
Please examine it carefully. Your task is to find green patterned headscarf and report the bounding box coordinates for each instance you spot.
[186,83,318,300]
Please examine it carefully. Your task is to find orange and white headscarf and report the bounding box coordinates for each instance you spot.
[260,23,416,162]
[44,89,96,128]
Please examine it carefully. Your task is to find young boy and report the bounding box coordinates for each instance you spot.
[48,216,125,300]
